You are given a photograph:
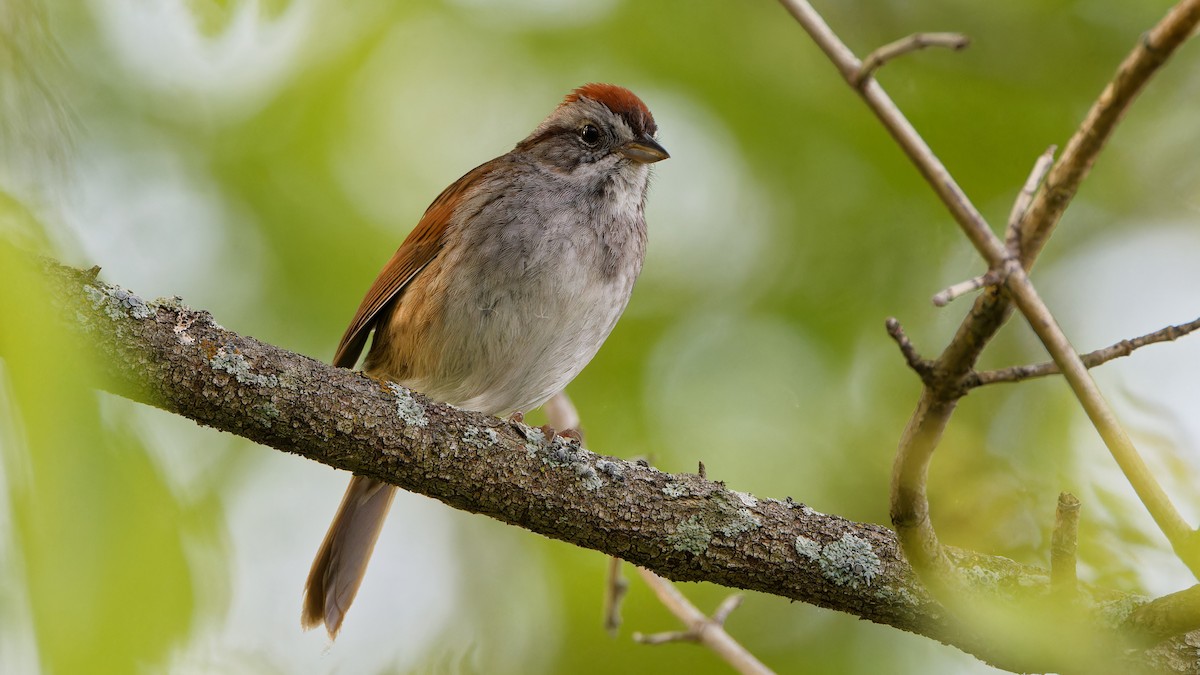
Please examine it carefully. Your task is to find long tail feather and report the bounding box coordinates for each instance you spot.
[302,476,397,637]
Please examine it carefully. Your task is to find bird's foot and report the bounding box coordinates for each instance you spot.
[540,424,583,444]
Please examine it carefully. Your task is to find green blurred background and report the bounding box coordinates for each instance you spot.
[2,0,1200,673]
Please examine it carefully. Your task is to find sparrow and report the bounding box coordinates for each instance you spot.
[302,83,668,637]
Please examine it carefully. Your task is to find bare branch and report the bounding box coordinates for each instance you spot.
[855,32,970,86]
[968,316,1200,388]
[633,568,772,675]
[779,0,1200,578]
[979,0,1200,568]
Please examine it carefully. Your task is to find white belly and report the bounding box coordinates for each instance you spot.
[402,212,642,416]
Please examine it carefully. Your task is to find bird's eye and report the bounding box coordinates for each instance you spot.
[578,124,601,147]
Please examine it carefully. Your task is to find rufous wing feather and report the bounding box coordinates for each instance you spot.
[331,162,495,369]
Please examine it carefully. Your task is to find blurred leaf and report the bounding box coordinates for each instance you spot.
[0,221,194,673]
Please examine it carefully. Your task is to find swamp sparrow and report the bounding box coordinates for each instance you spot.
[302,83,668,636]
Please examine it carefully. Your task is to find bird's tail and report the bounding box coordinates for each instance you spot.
[302,475,397,637]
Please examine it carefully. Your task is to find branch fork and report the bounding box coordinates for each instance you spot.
[632,568,774,675]
[633,595,743,646]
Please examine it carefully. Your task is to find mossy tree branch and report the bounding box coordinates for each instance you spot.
[18,259,1200,674]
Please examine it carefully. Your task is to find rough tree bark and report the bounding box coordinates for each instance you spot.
[21,260,1197,675]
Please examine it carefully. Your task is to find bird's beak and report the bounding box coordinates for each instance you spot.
[618,136,669,164]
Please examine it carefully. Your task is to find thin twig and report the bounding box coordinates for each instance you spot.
[1050,493,1081,597]
[633,568,774,675]
[855,32,970,86]
[634,629,695,645]
[931,270,1001,307]
[1005,145,1058,254]
[604,556,629,636]
[885,317,936,385]
[711,594,744,626]
[967,316,1200,388]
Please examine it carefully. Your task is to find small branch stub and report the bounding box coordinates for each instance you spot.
[932,270,1002,307]
[1051,492,1081,596]
[710,594,744,627]
[886,317,936,385]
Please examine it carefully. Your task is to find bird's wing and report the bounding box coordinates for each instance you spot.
[332,162,494,369]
